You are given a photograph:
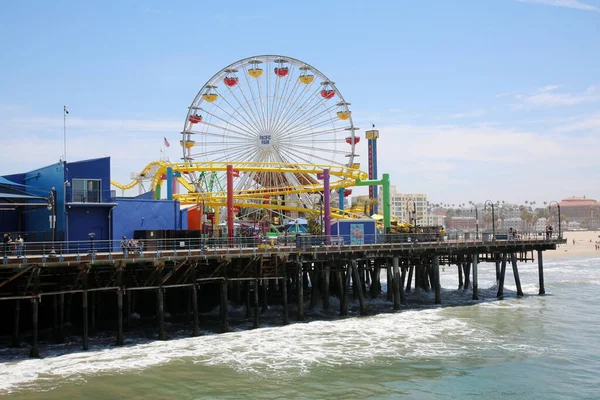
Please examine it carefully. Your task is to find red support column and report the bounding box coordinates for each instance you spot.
[226,164,234,244]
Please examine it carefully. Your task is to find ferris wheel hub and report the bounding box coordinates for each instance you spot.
[258,132,275,148]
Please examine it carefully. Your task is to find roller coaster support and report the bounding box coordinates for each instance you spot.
[338,188,345,211]
[355,173,391,231]
[166,167,173,200]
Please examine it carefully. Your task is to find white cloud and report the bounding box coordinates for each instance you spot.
[507,85,600,109]
[554,112,600,132]
[448,109,487,119]
[517,0,600,12]
[362,120,599,203]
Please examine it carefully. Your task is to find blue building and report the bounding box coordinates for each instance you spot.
[1,157,186,251]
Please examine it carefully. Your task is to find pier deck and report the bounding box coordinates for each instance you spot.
[0,235,564,357]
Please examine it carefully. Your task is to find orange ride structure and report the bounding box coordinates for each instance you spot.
[112,55,392,238]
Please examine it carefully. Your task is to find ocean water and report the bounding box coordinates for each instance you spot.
[1,256,599,399]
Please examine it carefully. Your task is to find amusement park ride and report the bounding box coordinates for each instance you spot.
[111,55,408,237]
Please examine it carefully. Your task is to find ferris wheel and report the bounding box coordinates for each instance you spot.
[180,55,359,195]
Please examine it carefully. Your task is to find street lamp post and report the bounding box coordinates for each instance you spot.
[48,188,57,255]
[548,201,561,239]
[469,201,479,239]
[484,200,495,240]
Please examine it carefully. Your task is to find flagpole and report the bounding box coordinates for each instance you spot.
[63,105,68,162]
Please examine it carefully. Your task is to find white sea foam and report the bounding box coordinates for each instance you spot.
[0,305,546,394]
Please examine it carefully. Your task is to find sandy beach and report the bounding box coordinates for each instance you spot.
[544,230,600,260]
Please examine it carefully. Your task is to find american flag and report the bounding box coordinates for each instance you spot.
[164,137,170,148]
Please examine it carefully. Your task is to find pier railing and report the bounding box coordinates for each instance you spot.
[2,231,563,264]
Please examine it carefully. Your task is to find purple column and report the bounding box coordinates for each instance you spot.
[323,169,331,243]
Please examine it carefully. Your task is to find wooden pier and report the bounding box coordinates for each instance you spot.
[0,236,563,357]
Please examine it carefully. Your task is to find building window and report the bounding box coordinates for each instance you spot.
[72,179,101,203]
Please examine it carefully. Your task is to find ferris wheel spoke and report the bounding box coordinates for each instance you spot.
[279,116,341,140]
[214,88,262,135]
[233,73,265,132]
[273,82,324,128]
[189,143,252,160]
[269,63,297,131]
[254,70,269,133]
[283,122,347,141]
[199,107,258,140]
[270,84,312,136]
[184,125,253,141]
[279,142,347,158]
[270,81,314,135]
[240,63,268,132]
[278,112,338,142]
[276,97,334,137]
[277,145,321,166]
[279,144,345,166]
[273,86,324,134]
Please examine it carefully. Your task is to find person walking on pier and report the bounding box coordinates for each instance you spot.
[120,236,128,256]
[15,235,24,258]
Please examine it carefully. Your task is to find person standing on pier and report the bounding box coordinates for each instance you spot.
[3,233,10,257]
[15,235,24,258]
[120,236,128,256]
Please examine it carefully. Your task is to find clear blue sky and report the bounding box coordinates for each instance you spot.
[1,0,598,204]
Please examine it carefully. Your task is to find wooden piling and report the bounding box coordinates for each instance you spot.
[337,270,345,316]
[126,289,132,329]
[30,296,39,358]
[116,266,124,346]
[342,263,351,316]
[244,281,251,319]
[370,265,381,299]
[497,253,507,299]
[282,263,289,325]
[82,270,89,350]
[29,267,40,358]
[309,265,321,310]
[433,256,441,305]
[221,279,230,332]
[392,257,401,310]
[12,298,20,348]
[157,272,167,340]
[90,291,96,334]
[495,256,501,285]
[462,259,471,290]
[254,262,260,328]
[296,260,304,321]
[472,254,479,300]
[537,250,546,295]
[191,264,200,336]
[510,252,524,297]
[351,260,366,315]
[386,261,393,301]
[323,263,330,310]
[457,262,464,289]
[57,293,65,343]
[406,265,414,293]
[399,263,407,305]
